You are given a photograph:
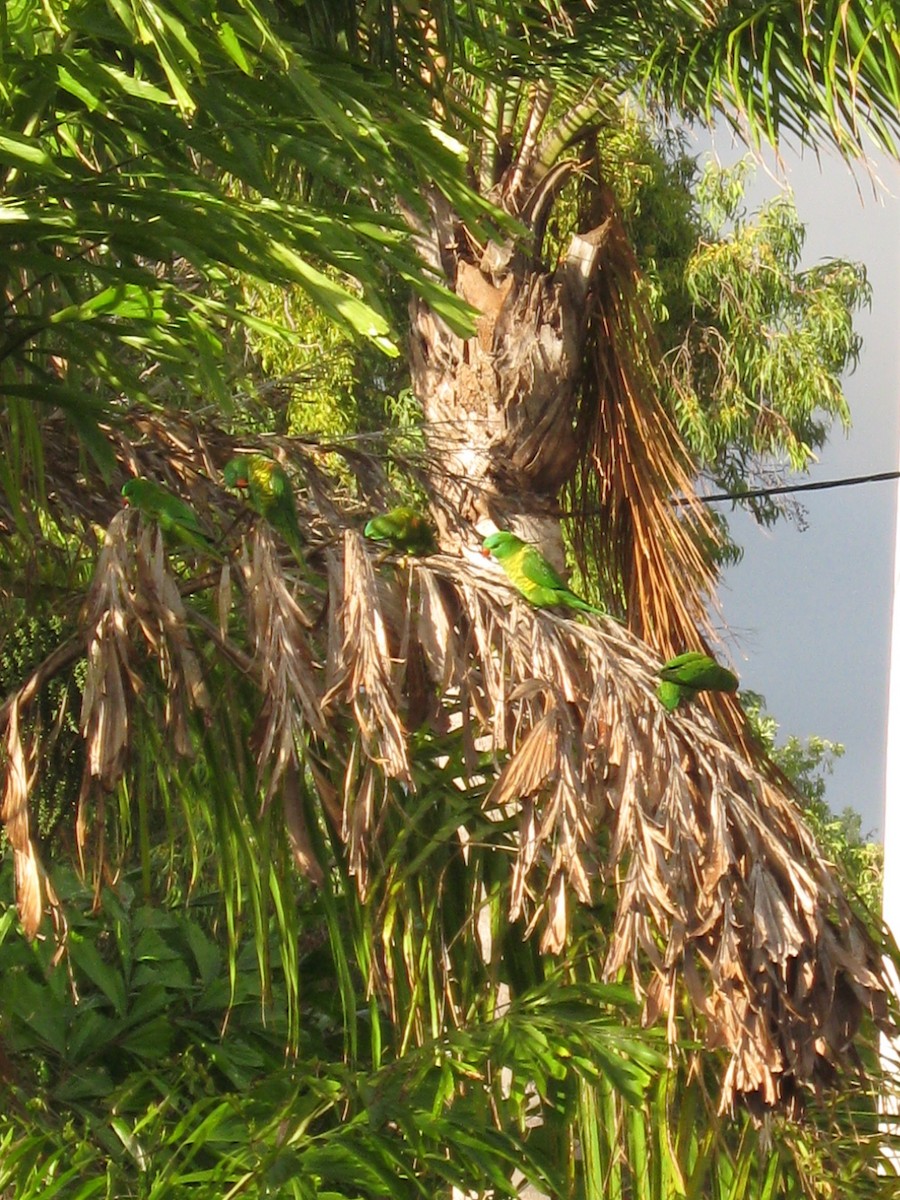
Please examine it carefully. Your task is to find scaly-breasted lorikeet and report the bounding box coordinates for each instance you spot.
[364,506,437,556]
[481,531,604,614]
[657,651,739,711]
[223,454,303,562]
[121,478,215,555]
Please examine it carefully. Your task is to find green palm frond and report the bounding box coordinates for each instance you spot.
[639,0,900,157]
[0,863,664,1199]
[0,0,506,502]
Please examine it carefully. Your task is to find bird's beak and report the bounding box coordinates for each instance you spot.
[480,546,492,558]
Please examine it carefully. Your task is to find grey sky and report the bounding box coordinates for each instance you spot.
[699,140,900,836]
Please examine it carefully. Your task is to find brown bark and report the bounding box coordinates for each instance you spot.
[408,194,612,568]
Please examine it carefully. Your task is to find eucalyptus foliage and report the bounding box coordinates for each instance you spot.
[743,692,883,911]
[667,161,871,521]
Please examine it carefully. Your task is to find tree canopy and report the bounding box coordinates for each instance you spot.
[2,1,900,1197]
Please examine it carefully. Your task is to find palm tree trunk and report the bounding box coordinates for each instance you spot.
[409,192,614,569]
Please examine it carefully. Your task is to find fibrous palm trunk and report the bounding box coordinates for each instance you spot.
[409,189,611,569]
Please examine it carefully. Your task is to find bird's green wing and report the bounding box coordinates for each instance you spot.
[659,652,738,692]
[125,479,190,526]
[660,651,711,674]
[691,662,739,691]
[247,457,292,518]
[504,544,603,613]
[517,544,570,591]
[262,460,290,501]
[123,478,216,555]
[364,514,398,539]
[246,455,274,505]
[159,493,205,534]
[657,680,684,711]
[365,507,436,554]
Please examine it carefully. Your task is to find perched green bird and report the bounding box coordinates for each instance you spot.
[657,651,739,711]
[481,531,604,614]
[364,506,437,556]
[121,478,215,555]
[223,454,303,561]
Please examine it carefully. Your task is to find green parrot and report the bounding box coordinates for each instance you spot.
[364,506,437,556]
[657,651,739,711]
[481,531,605,615]
[223,453,303,561]
[121,478,216,555]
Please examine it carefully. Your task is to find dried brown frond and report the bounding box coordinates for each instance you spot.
[80,512,142,794]
[137,529,211,755]
[324,531,412,787]
[75,512,217,890]
[568,200,721,655]
[0,406,362,559]
[381,554,892,1111]
[1,403,891,1117]
[241,525,325,804]
[343,749,377,897]
[563,201,779,774]
[80,514,210,786]
[2,698,45,938]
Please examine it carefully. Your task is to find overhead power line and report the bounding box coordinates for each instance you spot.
[694,468,900,505]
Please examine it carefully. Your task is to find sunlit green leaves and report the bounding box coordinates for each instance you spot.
[0,0,496,496]
[640,0,900,158]
[666,162,869,517]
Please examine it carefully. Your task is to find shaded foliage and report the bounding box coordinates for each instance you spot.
[0,866,662,1199]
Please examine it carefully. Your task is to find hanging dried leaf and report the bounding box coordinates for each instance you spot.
[325,531,412,786]
[80,514,213,789]
[343,749,376,898]
[1,699,44,939]
[282,763,325,887]
[242,526,325,803]
[80,513,138,792]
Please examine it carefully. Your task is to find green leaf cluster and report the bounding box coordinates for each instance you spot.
[0,0,491,501]
[639,0,900,159]
[0,858,666,1199]
[743,692,882,910]
[667,161,870,523]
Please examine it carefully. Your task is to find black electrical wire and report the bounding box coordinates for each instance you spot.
[693,468,900,505]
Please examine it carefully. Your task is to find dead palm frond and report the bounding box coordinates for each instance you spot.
[569,199,721,654]
[0,409,894,1116]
